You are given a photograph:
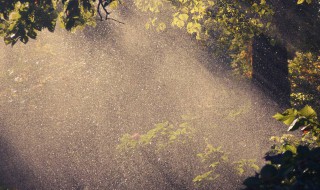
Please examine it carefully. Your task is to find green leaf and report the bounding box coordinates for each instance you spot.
[273,113,285,120]
[176,20,185,28]
[299,105,317,119]
[284,144,297,154]
[193,171,213,182]
[281,115,296,126]
[178,14,189,21]
[273,109,298,126]
[27,30,37,39]
[156,22,166,32]
[20,36,29,44]
[209,161,220,168]
[9,12,21,20]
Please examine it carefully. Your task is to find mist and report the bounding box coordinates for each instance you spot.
[0,3,286,189]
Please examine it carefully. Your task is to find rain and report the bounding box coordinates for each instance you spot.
[0,1,289,189]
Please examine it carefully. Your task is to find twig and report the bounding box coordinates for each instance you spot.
[107,17,125,25]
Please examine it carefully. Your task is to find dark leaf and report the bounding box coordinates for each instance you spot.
[260,165,278,182]
[243,176,261,188]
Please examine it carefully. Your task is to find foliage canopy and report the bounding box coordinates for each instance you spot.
[0,0,122,45]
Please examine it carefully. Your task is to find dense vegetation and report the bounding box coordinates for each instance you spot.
[0,0,119,45]
[135,0,320,111]
[244,105,320,189]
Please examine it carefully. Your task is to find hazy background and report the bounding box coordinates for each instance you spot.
[0,3,286,189]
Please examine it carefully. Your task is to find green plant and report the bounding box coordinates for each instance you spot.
[244,105,320,189]
[117,121,195,152]
[135,0,274,77]
[297,0,313,4]
[192,140,229,188]
[193,141,259,188]
[205,0,273,77]
[289,52,320,112]
[0,0,122,45]
[116,121,200,189]
[117,120,259,189]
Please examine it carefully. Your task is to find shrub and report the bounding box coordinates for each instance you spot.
[289,52,320,112]
[244,105,320,190]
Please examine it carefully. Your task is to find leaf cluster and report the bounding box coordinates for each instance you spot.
[117,121,195,153]
[297,0,313,4]
[244,146,320,189]
[0,0,98,45]
[136,0,274,77]
[193,141,228,187]
[244,105,320,189]
[117,120,260,189]
[289,52,320,112]
[205,0,273,77]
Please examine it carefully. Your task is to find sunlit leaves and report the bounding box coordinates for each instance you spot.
[192,140,229,187]
[158,0,273,76]
[192,171,215,183]
[233,159,259,176]
[273,108,298,126]
[299,105,317,118]
[109,0,120,9]
[117,119,260,188]
[59,0,95,32]
[171,12,191,29]
[245,106,320,189]
[1,1,57,45]
[133,0,275,73]
[273,105,318,132]
[134,0,163,12]
[117,121,195,152]
[0,1,58,45]
[156,22,166,31]
[172,14,186,28]
[0,0,123,45]
[144,17,167,31]
[289,52,320,110]
[187,21,201,39]
[297,0,313,4]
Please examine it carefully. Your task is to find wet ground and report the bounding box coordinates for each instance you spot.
[0,3,286,190]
